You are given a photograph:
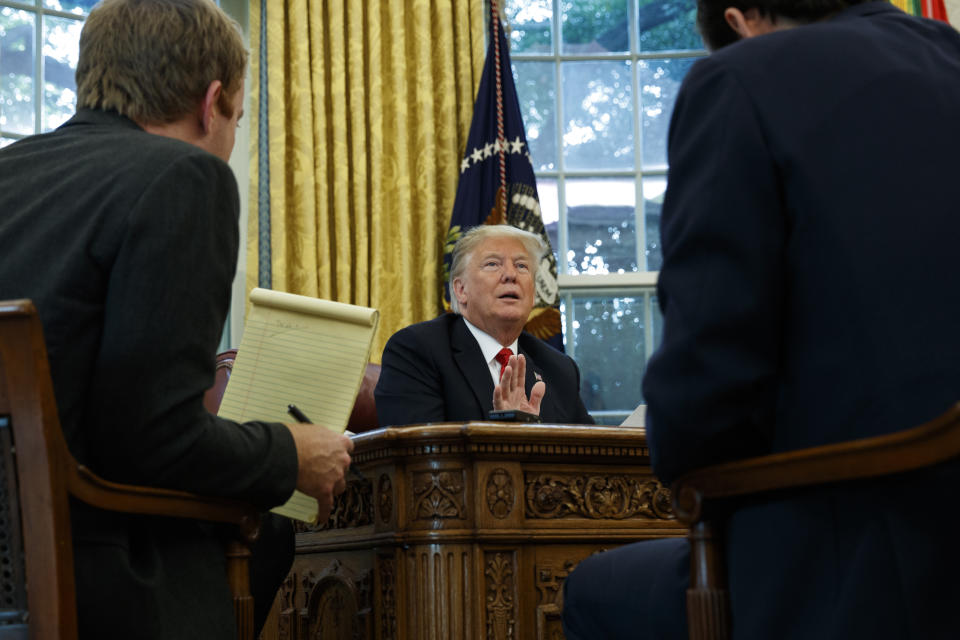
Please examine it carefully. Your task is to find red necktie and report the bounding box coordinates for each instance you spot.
[495,347,513,381]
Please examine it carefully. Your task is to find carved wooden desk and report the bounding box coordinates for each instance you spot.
[261,422,682,640]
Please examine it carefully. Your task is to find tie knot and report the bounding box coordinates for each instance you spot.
[495,348,513,378]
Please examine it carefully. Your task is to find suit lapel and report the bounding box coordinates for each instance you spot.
[517,343,542,395]
[451,316,496,416]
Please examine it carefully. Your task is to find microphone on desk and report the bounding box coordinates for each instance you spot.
[287,404,364,481]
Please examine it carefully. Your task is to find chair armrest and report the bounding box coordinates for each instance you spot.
[672,402,960,525]
[66,464,260,543]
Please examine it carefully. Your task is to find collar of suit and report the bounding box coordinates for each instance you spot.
[461,317,520,386]
[451,315,545,416]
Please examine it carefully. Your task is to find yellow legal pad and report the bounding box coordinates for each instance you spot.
[217,288,379,523]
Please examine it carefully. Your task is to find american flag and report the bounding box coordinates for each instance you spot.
[443,0,563,350]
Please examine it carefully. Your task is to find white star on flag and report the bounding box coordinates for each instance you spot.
[459,135,537,174]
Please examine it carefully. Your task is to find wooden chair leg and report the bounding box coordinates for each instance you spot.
[686,521,730,640]
[226,540,254,640]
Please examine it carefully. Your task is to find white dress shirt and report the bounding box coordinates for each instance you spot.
[462,318,519,387]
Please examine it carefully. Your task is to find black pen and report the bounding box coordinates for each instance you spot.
[287,404,362,480]
[287,403,310,423]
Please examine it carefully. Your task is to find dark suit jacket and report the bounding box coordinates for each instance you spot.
[642,4,960,638]
[375,313,593,426]
[0,109,298,639]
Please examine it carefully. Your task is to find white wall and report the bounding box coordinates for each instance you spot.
[221,0,252,349]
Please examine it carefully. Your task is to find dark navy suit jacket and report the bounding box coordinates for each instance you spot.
[0,109,297,639]
[642,3,960,637]
[375,313,593,426]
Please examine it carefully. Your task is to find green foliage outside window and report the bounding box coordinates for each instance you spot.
[1,3,89,138]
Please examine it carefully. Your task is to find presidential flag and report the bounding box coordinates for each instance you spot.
[444,1,563,350]
[891,0,950,21]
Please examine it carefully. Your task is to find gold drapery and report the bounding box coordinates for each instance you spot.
[249,0,486,361]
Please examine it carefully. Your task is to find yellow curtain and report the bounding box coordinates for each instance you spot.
[248,0,486,362]
[890,0,919,14]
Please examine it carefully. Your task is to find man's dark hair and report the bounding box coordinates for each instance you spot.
[697,0,881,50]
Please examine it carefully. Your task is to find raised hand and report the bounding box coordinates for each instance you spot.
[492,353,545,415]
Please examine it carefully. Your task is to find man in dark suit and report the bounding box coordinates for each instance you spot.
[375,224,593,426]
[563,1,960,638]
[0,1,353,638]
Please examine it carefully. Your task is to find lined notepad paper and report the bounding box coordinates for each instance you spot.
[217,288,379,522]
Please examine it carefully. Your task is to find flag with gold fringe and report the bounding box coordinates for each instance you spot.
[443,0,563,350]
[891,0,950,21]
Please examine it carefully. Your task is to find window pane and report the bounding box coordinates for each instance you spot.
[538,177,560,263]
[43,15,81,132]
[44,0,99,16]
[639,56,697,168]
[0,136,17,148]
[651,294,663,349]
[514,61,556,171]
[1,8,36,136]
[642,175,665,271]
[505,0,552,53]
[566,178,637,275]
[638,0,703,52]
[560,0,629,55]
[561,60,633,171]
[566,295,650,423]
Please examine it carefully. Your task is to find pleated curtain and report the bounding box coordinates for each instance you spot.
[248,0,485,361]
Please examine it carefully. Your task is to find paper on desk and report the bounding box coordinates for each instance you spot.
[620,404,646,427]
[217,288,379,523]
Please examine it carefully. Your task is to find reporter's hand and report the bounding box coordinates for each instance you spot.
[492,354,545,414]
[285,423,354,521]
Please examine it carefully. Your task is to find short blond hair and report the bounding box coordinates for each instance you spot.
[77,0,247,124]
[449,225,547,314]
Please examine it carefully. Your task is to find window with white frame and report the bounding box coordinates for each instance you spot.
[506,0,706,423]
[1,0,245,352]
[0,0,95,147]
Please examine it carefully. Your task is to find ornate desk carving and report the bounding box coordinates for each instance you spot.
[262,422,683,640]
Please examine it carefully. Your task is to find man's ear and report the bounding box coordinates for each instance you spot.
[723,7,774,39]
[453,277,467,306]
[200,80,224,134]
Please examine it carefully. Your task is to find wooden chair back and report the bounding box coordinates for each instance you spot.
[671,403,960,640]
[0,300,81,638]
[0,300,260,639]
